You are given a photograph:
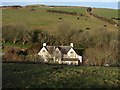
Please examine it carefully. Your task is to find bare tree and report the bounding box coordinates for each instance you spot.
[57,22,72,45]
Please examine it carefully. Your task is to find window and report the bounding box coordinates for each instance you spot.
[70,51,73,53]
[42,50,45,52]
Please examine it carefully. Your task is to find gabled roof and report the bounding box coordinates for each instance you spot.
[58,46,71,54]
[74,48,84,56]
[43,45,84,55]
[44,46,72,54]
[45,46,55,54]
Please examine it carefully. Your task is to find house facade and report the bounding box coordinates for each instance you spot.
[38,43,82,65]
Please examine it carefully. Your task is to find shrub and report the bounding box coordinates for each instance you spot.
[83,40,118,66]
[25,54,44,63]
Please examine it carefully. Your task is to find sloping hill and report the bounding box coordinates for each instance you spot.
[2,5,119,67]
[93,8,118,18]
[2,5,118,34]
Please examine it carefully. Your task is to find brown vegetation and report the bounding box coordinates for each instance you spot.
[3,47,27,62]
[2,23,119,66]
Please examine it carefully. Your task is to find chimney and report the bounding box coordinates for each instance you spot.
[70,43,73,47]
[43,43,46,47]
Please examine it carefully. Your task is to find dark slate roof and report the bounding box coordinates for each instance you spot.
[44,45,84,55]
[58,46,71,54]
[45,46,55,54]
[74,48,84,56]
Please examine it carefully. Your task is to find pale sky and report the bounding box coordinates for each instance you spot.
[1,0,120,2]
[1,0,119,9]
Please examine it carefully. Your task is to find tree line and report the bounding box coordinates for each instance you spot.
[2,23,119,66]
[2,25,50,45]
[47,10,84,16]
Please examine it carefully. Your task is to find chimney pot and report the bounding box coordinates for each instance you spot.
[43,43,46,47]
[70,43,73,47]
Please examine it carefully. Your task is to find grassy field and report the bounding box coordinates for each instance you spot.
[2,6,119,88]
[2,63,120,88]
[93,8,118,18]
[2,6,118,34]
[2,6,118,51]
[2,42,32,49]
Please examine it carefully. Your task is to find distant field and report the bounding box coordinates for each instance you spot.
[93,8,118,18]
[2,63,120,88]
[3,42,32,49]
[2,6,118,34]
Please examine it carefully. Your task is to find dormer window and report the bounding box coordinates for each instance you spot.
[42,50,45,52]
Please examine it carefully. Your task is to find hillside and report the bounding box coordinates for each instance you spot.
[2,5,119,66]
[2,5,120,89]
[2,5,118,34]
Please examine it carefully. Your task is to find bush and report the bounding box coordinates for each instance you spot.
[25,54,44,63]
[83,40,118,66]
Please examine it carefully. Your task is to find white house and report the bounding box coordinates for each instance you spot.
[38,43,83,65]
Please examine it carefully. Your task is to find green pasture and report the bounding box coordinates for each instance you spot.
[2,6,118,34]
[2,63,120,88]
[93,8,118,18]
